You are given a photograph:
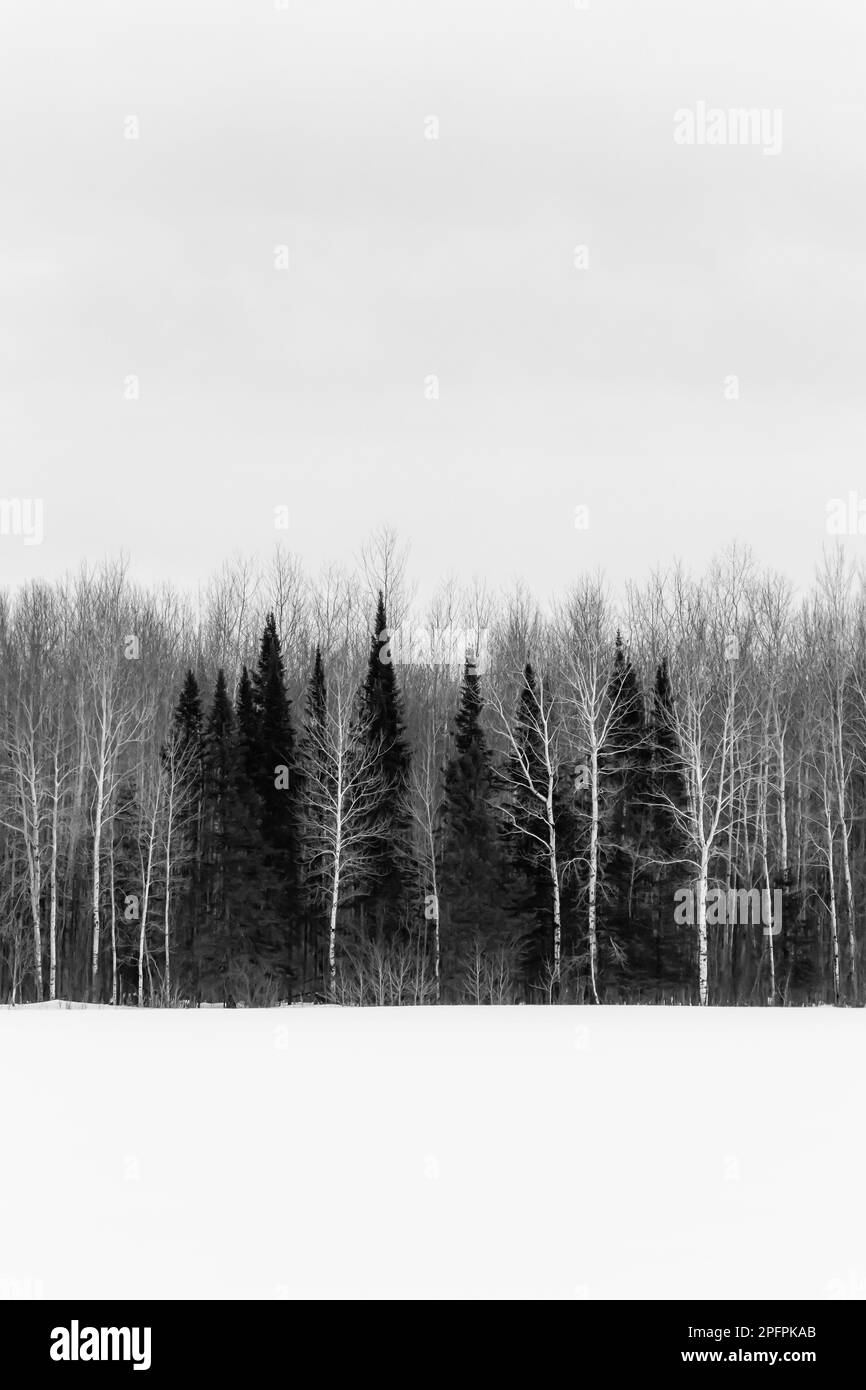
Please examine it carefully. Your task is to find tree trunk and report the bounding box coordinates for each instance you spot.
[824,800,840,1005]
[138,791,160,1008]
[328,865,340,1003]
[91,714,108,1003]
[586,745,599,1002]
[109,827,117,1006]
[164,790,174,1004]
[697,849,709,1006]
[49,747,60,1002]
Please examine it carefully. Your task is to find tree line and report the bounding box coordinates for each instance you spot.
[1,536,864,1007]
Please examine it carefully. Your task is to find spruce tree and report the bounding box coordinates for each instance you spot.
[440,657,522,985]
[200,670,270,1002]
[251,616,298,847]
[251,614,300,989]
[235,666,258,782]
[201,670,233,994]
[604,633,646,831]
[174,670,203,750]
[358,592,413,939]
[172,670,204,989]
[307,646,326,731]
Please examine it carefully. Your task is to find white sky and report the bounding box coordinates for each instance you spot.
[1,0,864,603]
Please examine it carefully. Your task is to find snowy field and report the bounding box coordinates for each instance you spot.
[1,1004,864,1301]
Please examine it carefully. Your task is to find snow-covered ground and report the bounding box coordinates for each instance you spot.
[1,1004,864,1300]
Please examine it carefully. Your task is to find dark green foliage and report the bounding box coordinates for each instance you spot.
[251,615,298,860]
[248,615,301,988]
[172,670,205,985]
[357,592,414,938]
[198,670,276,1002]
[440,658,523,985]
[597,633,651,989]
[174,670,203,751]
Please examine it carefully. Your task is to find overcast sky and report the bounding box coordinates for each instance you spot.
[1,0,864,604]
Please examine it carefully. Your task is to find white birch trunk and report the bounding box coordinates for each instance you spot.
[835,777,856,1001]
[776,729,788,882]
[824,799,840,1005]
[164,780,174,1003]
[697,848,709,1007]
[328,862,340,1002]
[49,740,60,1002]
[91,706,108,1002]
[759,757,775,1005]
[587,742,599,1002]
[138,787,160,1008]
[109,826,117,1006]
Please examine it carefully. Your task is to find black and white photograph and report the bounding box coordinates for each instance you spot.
[1,0,864,1355]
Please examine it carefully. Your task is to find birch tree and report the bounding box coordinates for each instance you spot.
[82,604,146,1002]
[652,577,758,1005]
[558,579,644,1003]
[490,665,565,986]
[302,658,388,1000]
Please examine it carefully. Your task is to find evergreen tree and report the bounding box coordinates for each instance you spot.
[251,616,297,848]
[250,615,301,989]
[307,646,326,731]
[603,633,646,833]
[650,659,679,791]
[200,670,270,1002]
[440,658,522,985]
[172,670,204,989]
[174,670,203,750]
[358,592,414,938]
[235,666,258,783]
[200,670,233,994]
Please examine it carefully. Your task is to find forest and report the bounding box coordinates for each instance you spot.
[1,531,863,1008]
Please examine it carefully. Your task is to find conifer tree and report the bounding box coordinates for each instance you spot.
[440,657,522,986]
[235,666,258,783]
[174,670,203,751]
[201,670,233,993]
[307,646,326,731]
[604,634,646,830]
[200,670,270,1001]
[172,670,204,987]
[358,592,413,938]
[250,614,300,987]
